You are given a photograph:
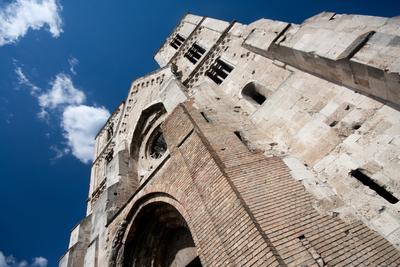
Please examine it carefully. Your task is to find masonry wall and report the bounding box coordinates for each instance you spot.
[60,12,400,267]
[173,12,400,248]
[106,104,400,266]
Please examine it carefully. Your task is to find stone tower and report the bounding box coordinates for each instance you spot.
[60,12,400,266]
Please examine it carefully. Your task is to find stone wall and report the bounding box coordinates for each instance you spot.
[60,12,400,266]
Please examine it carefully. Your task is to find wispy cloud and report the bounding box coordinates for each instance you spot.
[15,66,40,95]
[68,57,78,75]
[0,251,47,267]
[0,97,14,124]
[15,65,110,164]
[0,0,63,46]
[49,145,69,162]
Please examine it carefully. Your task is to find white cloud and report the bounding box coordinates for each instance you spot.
[0,252,47,267]
[0,251,8,267]
[0,0,62,46]
[38,74,86,109]
[62,105,110,163]
[31,257,47,267]
[16,71,86,120]
[14,65,110,164]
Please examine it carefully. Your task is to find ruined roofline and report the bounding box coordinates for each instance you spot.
[154,13,236,65]
[93,64,172,141]
[94,101,125,140]
[152,10,333,62]
[128,64,172,87]
[95,9,400,143]
[152,13,209,61]
[153,12,195,58]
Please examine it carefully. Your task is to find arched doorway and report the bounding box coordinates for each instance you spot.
[123,202,202,267]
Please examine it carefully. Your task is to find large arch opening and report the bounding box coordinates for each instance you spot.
[123,202,202,267]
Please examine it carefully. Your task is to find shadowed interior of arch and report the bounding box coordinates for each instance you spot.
[241,81,267,105]
[123,202,202,267]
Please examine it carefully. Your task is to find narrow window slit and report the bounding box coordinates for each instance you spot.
[329,121,338,127]
[350,169,399,204]
[200,112,211,123]
[234,131,244,142]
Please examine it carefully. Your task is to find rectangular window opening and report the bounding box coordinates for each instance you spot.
[350,169,399,204]
[170,34,185,50]
[184,43,206,64]
[206,58,234,85]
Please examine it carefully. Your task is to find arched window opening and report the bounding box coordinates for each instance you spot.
[147,129,167,160]
[242,82,267,105]
[130,103,168,184]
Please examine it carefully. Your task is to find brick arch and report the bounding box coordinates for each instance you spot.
[132,183,191,211]
[110,192,201,267]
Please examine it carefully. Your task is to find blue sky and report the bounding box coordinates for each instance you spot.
[0,0,399,266]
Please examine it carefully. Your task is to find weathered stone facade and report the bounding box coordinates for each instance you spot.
[60,12,400,266]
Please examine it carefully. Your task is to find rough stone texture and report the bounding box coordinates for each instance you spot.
[60,12,400,267]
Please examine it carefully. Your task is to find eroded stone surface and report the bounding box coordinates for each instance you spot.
[60,12,400,267]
